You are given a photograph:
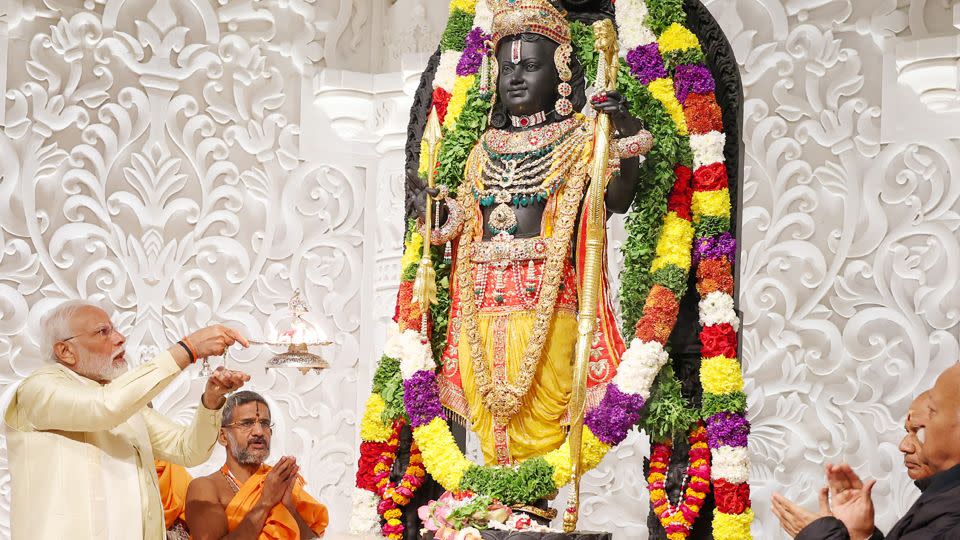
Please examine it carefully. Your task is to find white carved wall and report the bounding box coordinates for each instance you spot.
[0,0,958,539]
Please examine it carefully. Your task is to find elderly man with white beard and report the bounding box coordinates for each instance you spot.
[4,299,252,540]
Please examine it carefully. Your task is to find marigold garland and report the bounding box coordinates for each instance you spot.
[646,423,711,539]
[375,420,427,540]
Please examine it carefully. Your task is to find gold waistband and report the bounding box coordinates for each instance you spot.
[470,237,549,263]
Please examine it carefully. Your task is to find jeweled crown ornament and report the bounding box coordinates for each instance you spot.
[490,0,571,49]
[258,289,332,374]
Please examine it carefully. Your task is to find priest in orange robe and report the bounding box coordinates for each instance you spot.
[185,391,328,539]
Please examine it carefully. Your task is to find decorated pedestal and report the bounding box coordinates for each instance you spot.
[422,532,612,540]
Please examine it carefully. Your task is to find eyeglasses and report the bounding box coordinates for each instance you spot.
[62,324,117,342]
[223,419,274,432]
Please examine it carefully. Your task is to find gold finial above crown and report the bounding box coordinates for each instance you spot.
[490,0,570,50]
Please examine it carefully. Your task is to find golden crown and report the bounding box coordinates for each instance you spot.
[490,0,571,49]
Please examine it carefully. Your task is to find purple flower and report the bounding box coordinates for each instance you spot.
[403,370,446,428]
[673,64,715,104]
[706,412,750,448]
[626,43,667,85]
[585,384,646,445]
[456,27,491,76]
[693,232,736,265]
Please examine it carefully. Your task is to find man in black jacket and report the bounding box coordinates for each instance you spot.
[772,391,936,536]
[789,364,960,539]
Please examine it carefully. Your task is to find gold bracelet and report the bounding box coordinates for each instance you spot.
[429,197,466,245]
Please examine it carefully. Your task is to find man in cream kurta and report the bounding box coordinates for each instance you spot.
[4,300,251,540]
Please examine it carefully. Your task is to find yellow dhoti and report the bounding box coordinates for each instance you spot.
[459,307,577,463]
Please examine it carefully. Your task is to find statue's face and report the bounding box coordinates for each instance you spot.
[496,34,560,117]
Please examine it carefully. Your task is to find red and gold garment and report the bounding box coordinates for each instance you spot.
[437,115,625,465]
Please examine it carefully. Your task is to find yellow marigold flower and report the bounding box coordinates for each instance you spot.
[651,212,694,273]
[413,417,472,491]
[443,75,476,130]
[648,78,688,135]
[400,232,424,271]
[668,534,686,540]
[543,440,572,487]
[449,0,476,14]
[540,427,612,488]
[658,23,701,53]
[692,189,732,221]
[384,508,402,519]
[582,426,611,470]
[649,472,666,482]
[701,355,745,394]
[713,508,755,540]
[360,393,393,442]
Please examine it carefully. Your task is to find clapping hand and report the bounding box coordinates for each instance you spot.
[772,487,830,537]
[825,464,876,540]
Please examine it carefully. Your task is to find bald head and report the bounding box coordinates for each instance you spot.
[918,364,960,474]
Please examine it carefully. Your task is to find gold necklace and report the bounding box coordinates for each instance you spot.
[475,127,589,236]
[455,124,590,426]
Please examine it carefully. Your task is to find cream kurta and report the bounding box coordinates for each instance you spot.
[4,351,223,540]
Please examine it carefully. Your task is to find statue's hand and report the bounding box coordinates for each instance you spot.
[404,166,445,222]
[590,91,644,138]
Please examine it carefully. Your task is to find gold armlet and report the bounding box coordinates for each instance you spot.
[615,129,654,159]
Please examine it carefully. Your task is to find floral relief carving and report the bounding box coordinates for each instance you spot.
[0,0,386,536]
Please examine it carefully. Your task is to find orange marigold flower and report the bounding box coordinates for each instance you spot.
[684,92,724,134]
[696,258,734,296]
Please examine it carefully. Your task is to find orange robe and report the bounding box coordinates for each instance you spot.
[156,460,192,529]
[224,465,328,539]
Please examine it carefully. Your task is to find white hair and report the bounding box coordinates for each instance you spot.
[40,300,101,363]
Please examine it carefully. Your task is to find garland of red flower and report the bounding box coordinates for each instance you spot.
[646,422,710,539]
[372,420,427,540]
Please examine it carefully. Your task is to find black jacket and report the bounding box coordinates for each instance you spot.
[796,464,960,540]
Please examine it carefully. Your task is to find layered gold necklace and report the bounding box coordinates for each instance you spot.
[455,117,591,426]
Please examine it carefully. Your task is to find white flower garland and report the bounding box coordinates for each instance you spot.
[394,330,436,378]
[349,488,382,534]
[473,0,494,33]
[434,51,462,93]
[615,0,657,51]
[710,446,750,484]
[689,131,726,168]
[698,291,740,331]
[611,338,670,398]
